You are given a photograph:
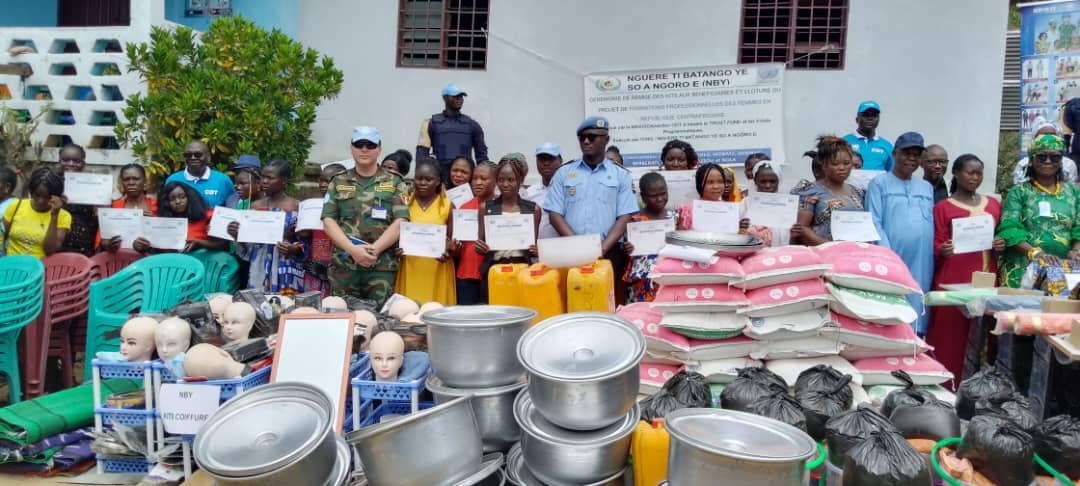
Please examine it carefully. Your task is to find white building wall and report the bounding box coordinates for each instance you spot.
[299,0,1008,189]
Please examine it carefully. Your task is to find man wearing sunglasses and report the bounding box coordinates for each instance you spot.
[164,139,237,208]
[322,126,410,307]
[421,83,489,185]
[544,116,637,284]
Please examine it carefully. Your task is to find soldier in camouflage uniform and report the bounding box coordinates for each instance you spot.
[321,127,411,307]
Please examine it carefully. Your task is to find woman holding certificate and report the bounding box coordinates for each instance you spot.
[395,160,456,305]
[57,144,100,256]
[791,135,866,245]
[475,156,541,274]
[676,163,729,230]
[98,164,157,252]
[455,161,494,305]
[927,154,1005,386]
[134,182,226,253]
[229,159,305,295]
[2,168,71,258]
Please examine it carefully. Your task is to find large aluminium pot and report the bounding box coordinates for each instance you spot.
[425,305,536,388]
[427,374,526,452]
[516,312,644,430]
[504,442,627,486]
[193,382,338,486]
[346,395,483,486]
[513,389,637,486]
[665,408,817,486]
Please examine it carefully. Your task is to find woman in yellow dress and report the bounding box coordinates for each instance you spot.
[395,159,457,305]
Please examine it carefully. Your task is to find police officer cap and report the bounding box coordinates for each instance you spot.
[577,116,610,134]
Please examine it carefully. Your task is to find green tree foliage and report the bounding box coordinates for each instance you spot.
[116,16,344,181]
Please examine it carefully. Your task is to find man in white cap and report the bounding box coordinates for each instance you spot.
[523,142,564,239]
[420,82,489,185]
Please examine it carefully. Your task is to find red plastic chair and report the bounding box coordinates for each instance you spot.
[22,253,92,398]
[71,250,144,382]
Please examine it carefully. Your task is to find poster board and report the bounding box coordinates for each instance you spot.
[1019,0,1080,153]
[271,313,355,433]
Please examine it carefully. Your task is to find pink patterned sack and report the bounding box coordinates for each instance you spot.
[736,246,830,289]
[652,284,750,312]
[650,256,744,285]
[853,354,953,386]
[737,278,832,318]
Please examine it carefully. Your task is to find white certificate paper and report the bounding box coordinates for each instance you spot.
[98,208,143,249]
[952,215,995,254]
[831,211,881,242]
[63,172,113,206]
[207,206,242,241]
[627,219,676,256]
[847,170,884,191]
[662,170,697,210]
[296,198,325,231]
[691,200,741,233]
[746,193,799,228]
[446,184,474,209]
[237,211,287,245]
[452,209,479,242]
[142,217,188,251]
[400,222,447,258]
[484,213,534,251]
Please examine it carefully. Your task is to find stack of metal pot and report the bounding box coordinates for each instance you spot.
[423,305,536,453]
[511,312,645,485]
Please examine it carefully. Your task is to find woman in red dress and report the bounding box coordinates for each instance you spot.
[927,154,1006,389]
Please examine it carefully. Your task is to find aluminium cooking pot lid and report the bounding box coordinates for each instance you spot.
[423,305,537,328]
[517,313,644,380]
[665,408,816,462]
[194,382,333,477]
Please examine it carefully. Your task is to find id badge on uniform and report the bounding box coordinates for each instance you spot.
[372,206,388,220]
[1039,201,1052,218]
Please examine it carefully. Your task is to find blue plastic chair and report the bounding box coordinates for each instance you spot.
[84,254,204,382]
[188,249,239,296]
[0,256,45,403]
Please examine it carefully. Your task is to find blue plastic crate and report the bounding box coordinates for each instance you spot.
[96,407,155,427]
[97,456,154,474]
[360,401,433,428]
[350,354,372,379]
[92,360,155,380]
[151,360,178,382]
[351,368,430,402]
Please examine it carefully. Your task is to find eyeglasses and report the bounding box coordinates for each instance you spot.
[1034,153,1063,164]
[352,140,378,150]
[578,133,605,142]
[183,152,205,159]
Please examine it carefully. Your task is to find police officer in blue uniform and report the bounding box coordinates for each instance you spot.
[420,83,489,185]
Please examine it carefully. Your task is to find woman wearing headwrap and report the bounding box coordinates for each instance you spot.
[739,159,790,247]
[997,133,1080,288]
[1012,120,1079,185]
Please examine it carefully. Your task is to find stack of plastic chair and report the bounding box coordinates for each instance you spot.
[0,256,45,403]
[188,249,239,296]
[74,250,145,377]
[21,253,92,398]
[83,254,205,382]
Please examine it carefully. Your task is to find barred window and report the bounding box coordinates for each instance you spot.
[739,0,848,70]
[397,0,489,70]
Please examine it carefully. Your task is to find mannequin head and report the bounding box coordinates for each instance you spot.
[388,298,419,318]
[401,312,422,325]
[290,307,320,314]
[208,295,232,324]
[184,343,245,380]
[222,302,256,343]
[419,302,443,316]
[156,317,192,362]
[322,296,348,311]
[369,331,405,382]
[121,317,158,362]
[354,310,378,352]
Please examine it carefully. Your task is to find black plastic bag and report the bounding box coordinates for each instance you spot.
[959,415,1034,486]
[797,375,853,441]
[825,405,898,467]
[720,376,776,413]
[881,370,938,418]
[888,397,961,442]
[747,386,807,432]
[794,365,854,405]
[955,366,1018,420]
[641,371,712,422]
[841,430,930,486]
[736,365,788,389]
[1034,415,1080,479]
[974,390,1039,432]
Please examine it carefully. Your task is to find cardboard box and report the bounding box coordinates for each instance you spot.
[997,288,1045,297]
[1042,298,1080,313]
[971,272,996,288]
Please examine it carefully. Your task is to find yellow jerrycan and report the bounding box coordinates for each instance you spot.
[631,419,669,486]
[518,263,565,324]
[488,263,525,307]
[567,259,615,313]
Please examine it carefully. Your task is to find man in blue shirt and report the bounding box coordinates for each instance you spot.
[420,83,489,185]
[865,132,934,336]
[544,116,638,273]
[843,100,894,171]
[164,140,237,208]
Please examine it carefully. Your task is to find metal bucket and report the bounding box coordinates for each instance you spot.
[427,374,526,452]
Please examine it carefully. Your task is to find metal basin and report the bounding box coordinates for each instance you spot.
[513,390,637,486]
[427,374,526,452]
[666,408,817,486]
[425,306,536,388]
[194,382,337,486]
[346,395,483,486]
[517,313,644,430]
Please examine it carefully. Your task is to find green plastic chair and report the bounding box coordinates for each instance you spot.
[84,254,204,382]
[0,256,45,403]
[188,249,240,296]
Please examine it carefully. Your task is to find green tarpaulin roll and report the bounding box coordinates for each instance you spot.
[0,380,140,446]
